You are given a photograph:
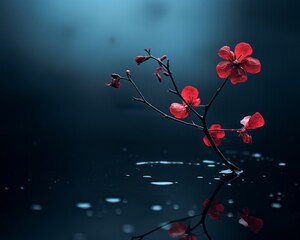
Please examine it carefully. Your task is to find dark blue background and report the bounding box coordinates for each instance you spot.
[0,0,299,239]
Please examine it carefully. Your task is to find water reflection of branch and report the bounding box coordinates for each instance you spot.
[131,171,240,240]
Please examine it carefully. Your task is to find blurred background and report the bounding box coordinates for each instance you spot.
[0,0,299,239]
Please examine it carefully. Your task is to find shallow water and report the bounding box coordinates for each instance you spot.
[1,149,296,240]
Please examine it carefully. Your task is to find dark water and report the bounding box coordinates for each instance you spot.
[0,0,299,239]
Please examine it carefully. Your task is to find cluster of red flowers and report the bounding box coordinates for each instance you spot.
[167,199,262,239]
[106,42,265,237]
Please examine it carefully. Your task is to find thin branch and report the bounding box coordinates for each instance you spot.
[125,73,203,130]
[203,78,229,119]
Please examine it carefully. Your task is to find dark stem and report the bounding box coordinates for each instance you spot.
[189,171,237,236]
[126,73,203,130]
[203,78,229,119]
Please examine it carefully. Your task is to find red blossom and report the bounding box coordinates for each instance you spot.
[202,198,224,220]
[238,208,263,233]
[159,55,167,61]
[169,86,200,119]
[203,124,225,147]
[239,112,265,143]
[135,55,150,65]
[105,73,121,88]
[216,42,261,84]
[168,222,187,238]
[154,67,162,82]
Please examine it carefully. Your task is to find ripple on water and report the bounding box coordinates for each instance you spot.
[76,202,92,209]
[150,181,176,186]
[105,197,122,203]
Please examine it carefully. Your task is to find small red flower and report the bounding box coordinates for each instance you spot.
[135,55,150,65]
[239,112,265,143]
[169,86,200,119]
[238,208,263,233]
[105,73,121,88]
[203,124,225,147]
[202,198,224,220]
[168,222,187,238]
[216,42,261,84]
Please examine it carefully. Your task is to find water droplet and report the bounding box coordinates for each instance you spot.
[203,160,215,164]
[150,181,175,186]
[31,204,43,211]
[173,204,180,210]
[269,193,274,197]
[278,162,286,166]
[207,164,215,168]
[105,197,121,203]
[4,187,9,190]
[143,175,152,178]
[76,203,92,209]
[122,147,128,152]
[228,199,234,204]
[125,174,130,177]
[271,203,282,209]
[20,186,24,190]
[188,210,196,216]
[151,205,163,211]
[227,183,232,186]
[122,224,135,233]
[220,169,232,174]
[214,177,221,180]
[252,153,262,158]
[197,176,204,179]
[227,212,233,218]
[161,222,171,230]
[277,192,282,196]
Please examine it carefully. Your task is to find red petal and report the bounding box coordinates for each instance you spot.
[234,42,253,61]
[216,61,233,78]
[241,132,252,144]
[135,56,150,64]
[159,55,167,61]
[240,57,261,74]
[203,136,212,147]
[240,116,251,127]
[168,223,187,238]
[230,68,248,84]
[169,103,189,119]
[155,67,162,82]
[218,46,234,61]
[209,124,225,139]
[246,112,265,129]
[181,86,201,107]
[246,216,263,233]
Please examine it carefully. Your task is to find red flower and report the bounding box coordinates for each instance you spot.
[169,86,200,119]
[135,55,150,65]
[238,208,263,233]
[202,198,224,220]
[216,42,261,84]
[203,124,225,147]
[105,73,121,88]
[168,222,187,238]
[239,112,265,143]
